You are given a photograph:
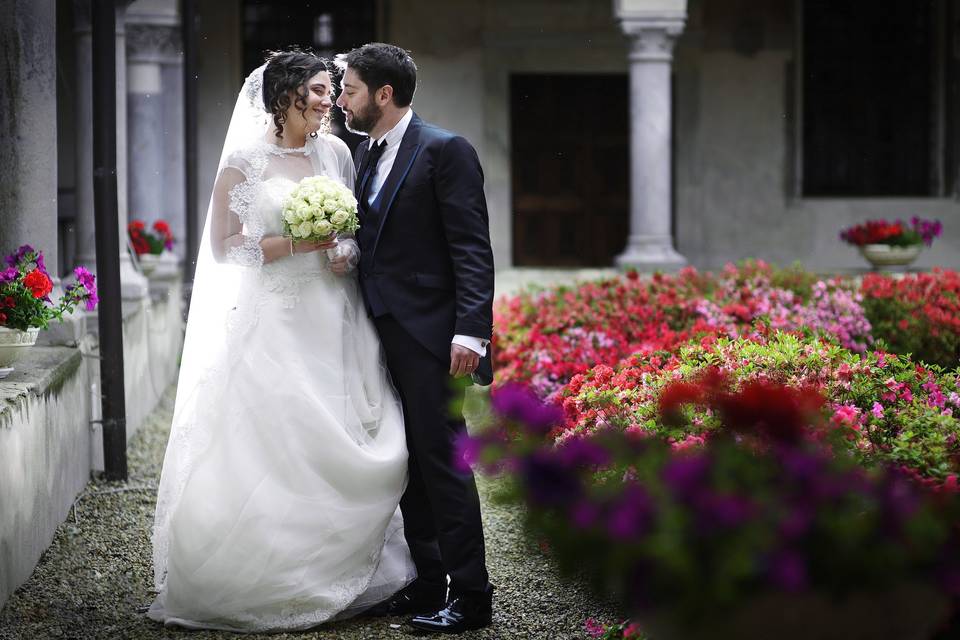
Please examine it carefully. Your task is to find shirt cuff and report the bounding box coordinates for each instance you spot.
[452,334,488,357]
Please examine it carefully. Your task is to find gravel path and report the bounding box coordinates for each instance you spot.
[0,385,619,639]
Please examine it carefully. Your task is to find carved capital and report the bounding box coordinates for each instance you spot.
[126,23,181,63]
[620,18,685,62]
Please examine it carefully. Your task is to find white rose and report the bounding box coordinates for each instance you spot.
[296,202,313,221]
[322,198,338,214]
[330,210,349,226]
[298,221,314,238]
[283,209,299,224]
[313,220,333,237]
[289,224,303,238]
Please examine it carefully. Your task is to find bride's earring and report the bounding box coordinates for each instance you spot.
[309,130,319,139]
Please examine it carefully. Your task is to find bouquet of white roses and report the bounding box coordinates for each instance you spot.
[281,176,360,243]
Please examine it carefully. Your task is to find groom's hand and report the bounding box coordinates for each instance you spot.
[450,344,480,377]
[328,253,351,275]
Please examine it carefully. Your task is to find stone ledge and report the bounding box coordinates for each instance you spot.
[0,346,84,428]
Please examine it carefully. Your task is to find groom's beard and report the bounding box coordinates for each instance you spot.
[342,97,382,135]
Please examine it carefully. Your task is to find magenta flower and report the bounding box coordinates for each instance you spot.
[767,549,808,591]
[584,618,605,639]
[491,384,564,434]
[0,267,18,284]
[452,432,481,473]
[606,485,654,540]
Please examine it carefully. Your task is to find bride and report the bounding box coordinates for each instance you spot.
[148,49,415,632]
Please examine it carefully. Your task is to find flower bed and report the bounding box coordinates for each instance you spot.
[561,332,960,485]
[487,262,960,638]
[493,262,875,402]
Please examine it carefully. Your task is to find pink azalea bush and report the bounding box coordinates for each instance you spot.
[494,262,875,401]
[861,269,960,369]
[560,332,960,486]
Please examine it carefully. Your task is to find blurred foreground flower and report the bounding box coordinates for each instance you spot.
[463,379,960,639]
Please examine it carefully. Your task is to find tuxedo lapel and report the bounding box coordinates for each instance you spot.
[354,143,370,198]
[371,114,423,252]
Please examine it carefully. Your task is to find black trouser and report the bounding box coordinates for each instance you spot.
[374,314,489,595]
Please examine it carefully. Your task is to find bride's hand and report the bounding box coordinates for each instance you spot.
[292,236,338,254]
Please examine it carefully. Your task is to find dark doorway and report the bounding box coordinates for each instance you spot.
[510,74,629,267]
[243,0,376,151]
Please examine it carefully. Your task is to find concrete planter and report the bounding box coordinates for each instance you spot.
[858,244,922,268]
[138,251,179,279]
[0,326,40,370]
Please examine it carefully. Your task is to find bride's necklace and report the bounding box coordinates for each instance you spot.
[266,142,309,155]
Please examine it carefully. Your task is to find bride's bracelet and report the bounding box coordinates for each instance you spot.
[289,238,295,256]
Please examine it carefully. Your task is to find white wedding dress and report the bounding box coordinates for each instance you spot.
[148,128,415,632]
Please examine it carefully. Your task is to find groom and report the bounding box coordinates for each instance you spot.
[333,43,495,633]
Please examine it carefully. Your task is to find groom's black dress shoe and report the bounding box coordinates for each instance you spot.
[406,585,493,634]
[366,581,446,617]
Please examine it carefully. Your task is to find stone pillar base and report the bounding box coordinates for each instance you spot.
[35,281,88,347]
[37,312,88,347]
[616,234,687,272]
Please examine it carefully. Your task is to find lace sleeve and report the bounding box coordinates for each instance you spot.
[210,155,265,268]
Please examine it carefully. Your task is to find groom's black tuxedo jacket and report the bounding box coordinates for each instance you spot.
[354,113,495,385]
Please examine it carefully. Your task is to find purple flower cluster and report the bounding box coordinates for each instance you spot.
[796,281,873,352]
[467,379,960,622]
[0,267,18,285]
[693,275,873,352]
[66,266,99,311]
[491,383,564,435]
[5,244,47,274]
[911,216,943,246]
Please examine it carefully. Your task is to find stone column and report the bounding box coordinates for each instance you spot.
[126,0,184,261]
[73,0,148,299]
[73,0,96,269]
[614,1,687,270]
[0,0,59,273]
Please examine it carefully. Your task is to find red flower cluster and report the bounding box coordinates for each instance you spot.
[23,269,52,299]
[860,269,960,368]
[839,220,904,246]
[128,221,151,256]
[0,295,12,325]
[128,219,175,256]
[152,220,174,249]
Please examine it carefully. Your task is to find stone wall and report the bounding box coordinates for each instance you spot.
[383,0,629,270]
[383,0,960,271]
[0,348,91,608]
[0,274,184,609]
[672,0,960,270]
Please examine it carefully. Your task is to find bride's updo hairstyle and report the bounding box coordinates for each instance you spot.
[261,48,331,139]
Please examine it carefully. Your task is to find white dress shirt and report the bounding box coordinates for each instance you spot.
[365,109,488,358]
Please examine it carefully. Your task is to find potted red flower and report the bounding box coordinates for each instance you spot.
[128,219,176,275]
[0,245,98,375]
[839,217,942,268]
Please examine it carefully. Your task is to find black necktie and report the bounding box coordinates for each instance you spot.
[357,140,387,208]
